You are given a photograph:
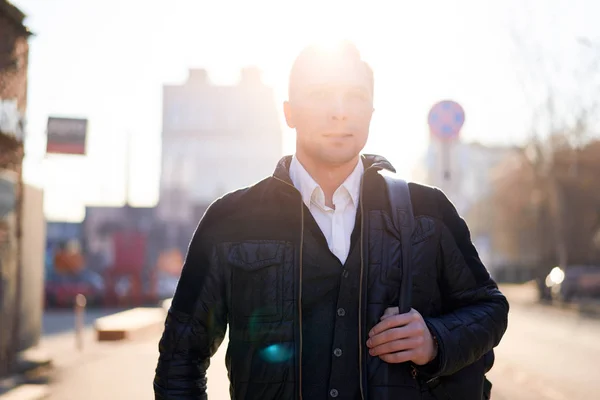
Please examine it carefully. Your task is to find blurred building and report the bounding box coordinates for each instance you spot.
[0,0,41,377]
[82,205,159,305]
[414,139,520,274]
[416,140,519,215]
[158,67,283,225]
[0,0,28,144]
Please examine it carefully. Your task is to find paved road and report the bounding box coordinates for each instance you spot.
[42,285,600,399]
[487,285,600,400]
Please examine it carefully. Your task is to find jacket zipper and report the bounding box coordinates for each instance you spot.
[273,176,304,400]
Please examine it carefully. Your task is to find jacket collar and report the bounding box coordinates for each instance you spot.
[272,154,396,185]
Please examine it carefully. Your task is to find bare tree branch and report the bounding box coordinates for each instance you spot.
[502,10,600,269]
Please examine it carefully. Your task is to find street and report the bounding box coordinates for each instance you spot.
[487,285,600,400]
[37,285,599,399]
[4,1,600,399]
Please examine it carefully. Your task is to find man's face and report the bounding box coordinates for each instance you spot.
[284,56,374,166]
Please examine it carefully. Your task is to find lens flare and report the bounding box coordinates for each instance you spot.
[260,344,293,364]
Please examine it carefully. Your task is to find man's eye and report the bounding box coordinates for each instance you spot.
[310,90,330,99]
[347,90,368,101]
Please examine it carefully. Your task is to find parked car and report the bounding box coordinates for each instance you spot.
[545,265,600,302]
[45,270,105,308]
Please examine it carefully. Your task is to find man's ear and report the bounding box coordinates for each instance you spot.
[283,101,295,129]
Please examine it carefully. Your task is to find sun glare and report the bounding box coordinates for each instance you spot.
[313,36,348,53]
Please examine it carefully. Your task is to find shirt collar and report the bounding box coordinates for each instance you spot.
[289,155,364,208]
[289,156,320,208]
[343,158,364,206]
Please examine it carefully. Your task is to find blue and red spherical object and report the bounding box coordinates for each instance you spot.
[427,100,465,141]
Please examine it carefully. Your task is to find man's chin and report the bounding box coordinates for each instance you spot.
[317,149,360,167]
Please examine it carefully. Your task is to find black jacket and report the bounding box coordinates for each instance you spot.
[154,155,509,400]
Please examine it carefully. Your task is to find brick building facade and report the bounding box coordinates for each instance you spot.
[0,0,31,377]
[0,0,29,144]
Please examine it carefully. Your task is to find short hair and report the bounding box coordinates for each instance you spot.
[288,40,374,99]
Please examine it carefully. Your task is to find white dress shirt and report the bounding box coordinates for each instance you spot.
[289,156,364,264]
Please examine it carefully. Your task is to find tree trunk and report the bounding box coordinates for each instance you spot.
[548,174,569,268]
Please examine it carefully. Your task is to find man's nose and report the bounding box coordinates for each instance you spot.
[330,96,348,121]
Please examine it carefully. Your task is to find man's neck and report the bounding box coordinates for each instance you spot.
[295,152,360,208]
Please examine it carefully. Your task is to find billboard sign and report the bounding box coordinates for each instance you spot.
[46,117,88,155]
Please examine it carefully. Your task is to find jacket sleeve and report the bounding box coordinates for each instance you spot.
[153,204,228,399]
[422,189,509,377]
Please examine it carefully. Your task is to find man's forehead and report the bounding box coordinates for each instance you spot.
[291,56,371,90]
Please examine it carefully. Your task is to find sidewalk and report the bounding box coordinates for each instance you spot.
[0,317,103,400]
[41,328,231,399]
[46,334,160,399]
[0,306,167,400]
[38,299,229,399]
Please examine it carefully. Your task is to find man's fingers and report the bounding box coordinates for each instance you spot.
[368,336,423,357]
[367,308,433,365]
[370,314,412,336]
[367,323,424,348]
[370,309,420,337]
[378,349,416,364]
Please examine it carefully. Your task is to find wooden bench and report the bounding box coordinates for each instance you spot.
[94,307,166,341]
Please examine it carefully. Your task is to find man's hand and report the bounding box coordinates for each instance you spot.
[366,307,438,365]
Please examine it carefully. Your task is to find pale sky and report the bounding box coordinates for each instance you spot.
[10,0,600,222]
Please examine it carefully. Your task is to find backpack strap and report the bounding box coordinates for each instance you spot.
[382,175,415,314]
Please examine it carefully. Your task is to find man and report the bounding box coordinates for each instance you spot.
[154,41,509,400]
